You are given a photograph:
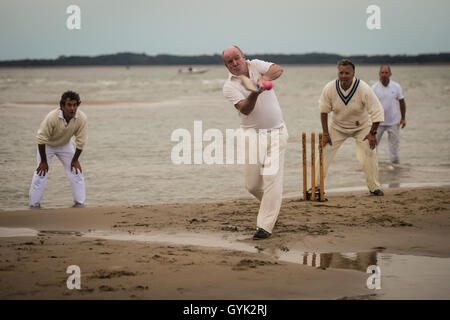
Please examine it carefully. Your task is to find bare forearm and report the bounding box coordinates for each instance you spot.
[72,148,83,162]
[399,99,406,120]
[370,122,380,134]
[320,113,329,135]
[320,113,333,146]
[38,144,47,163]
[261,64,283,81]
[236,92,260,115]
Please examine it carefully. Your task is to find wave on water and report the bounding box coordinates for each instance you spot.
[201,79,225,85]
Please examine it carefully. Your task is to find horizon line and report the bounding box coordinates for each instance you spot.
[2,51,450,63]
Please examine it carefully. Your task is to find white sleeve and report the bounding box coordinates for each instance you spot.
[251,59,274,75]
[397,83,404,100]
[223,81,246,106]
[319,83,333,113]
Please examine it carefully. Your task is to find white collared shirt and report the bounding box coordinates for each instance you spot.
[223,59,284,130]
[58,109,78,127]
[372,80,404,126]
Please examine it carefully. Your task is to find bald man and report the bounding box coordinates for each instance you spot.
[222,46,288,240]
[372,65,406,165]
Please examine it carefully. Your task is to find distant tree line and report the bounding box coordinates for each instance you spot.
[1,52,449,67]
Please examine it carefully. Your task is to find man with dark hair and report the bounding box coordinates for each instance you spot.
[372,65,406,165]
[29,90,87,209]
[60,90,81,108]
[222,45,288,239]
[310,59,385,197]
[338,59,355,71]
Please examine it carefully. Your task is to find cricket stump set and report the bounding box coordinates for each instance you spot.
[302,132,325,201]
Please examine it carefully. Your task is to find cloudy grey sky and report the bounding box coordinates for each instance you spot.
[0,0,449,60]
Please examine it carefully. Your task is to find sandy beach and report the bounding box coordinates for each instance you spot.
[0,186,449,300]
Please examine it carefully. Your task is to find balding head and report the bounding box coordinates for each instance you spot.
[379,65,391,73]
[222,46,244,60]
[379,65,392,86]
[222,45,248,76]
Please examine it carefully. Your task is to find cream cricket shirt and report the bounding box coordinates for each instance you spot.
[223,59,284,130]
[319,77,384,129]
[36,108,87,149]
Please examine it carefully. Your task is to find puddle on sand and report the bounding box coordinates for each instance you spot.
[274,250,378,272]
[38,230,83,237]
[275,249,450,299]
[0,228,83,238]
[0,227,257,253]
[0,227,38,237]
[83,230,258,253]
[1,227,449,298]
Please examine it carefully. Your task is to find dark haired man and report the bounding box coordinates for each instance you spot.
[311,59,385,197]
[29,91,87,208]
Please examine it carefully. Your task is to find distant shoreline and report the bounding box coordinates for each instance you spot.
[1,62,450,69]
[1,52,449,67]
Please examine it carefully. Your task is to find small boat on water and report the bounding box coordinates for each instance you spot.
[178,67,209,74]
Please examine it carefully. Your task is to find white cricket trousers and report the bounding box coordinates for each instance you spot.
[243,125,288,233]
[376,124,400,164]
[29,142,86,206]
[315,124,381,192]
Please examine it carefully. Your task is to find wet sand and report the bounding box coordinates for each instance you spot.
[0,186,449,299]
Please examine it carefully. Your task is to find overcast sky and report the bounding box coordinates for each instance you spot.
[1,0,449,60]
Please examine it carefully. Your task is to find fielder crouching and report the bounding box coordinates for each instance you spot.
[29,90,87,209]
[312,59,385,197]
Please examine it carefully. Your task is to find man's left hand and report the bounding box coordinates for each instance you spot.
[71,160,82,174]
[399,119,406,129]
[363,133,377,150]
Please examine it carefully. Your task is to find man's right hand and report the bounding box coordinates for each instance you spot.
[36,162,49,176]
[256,77,267,92]
[323,134,332,146]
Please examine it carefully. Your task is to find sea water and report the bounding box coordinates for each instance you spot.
[0,65,449,210]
